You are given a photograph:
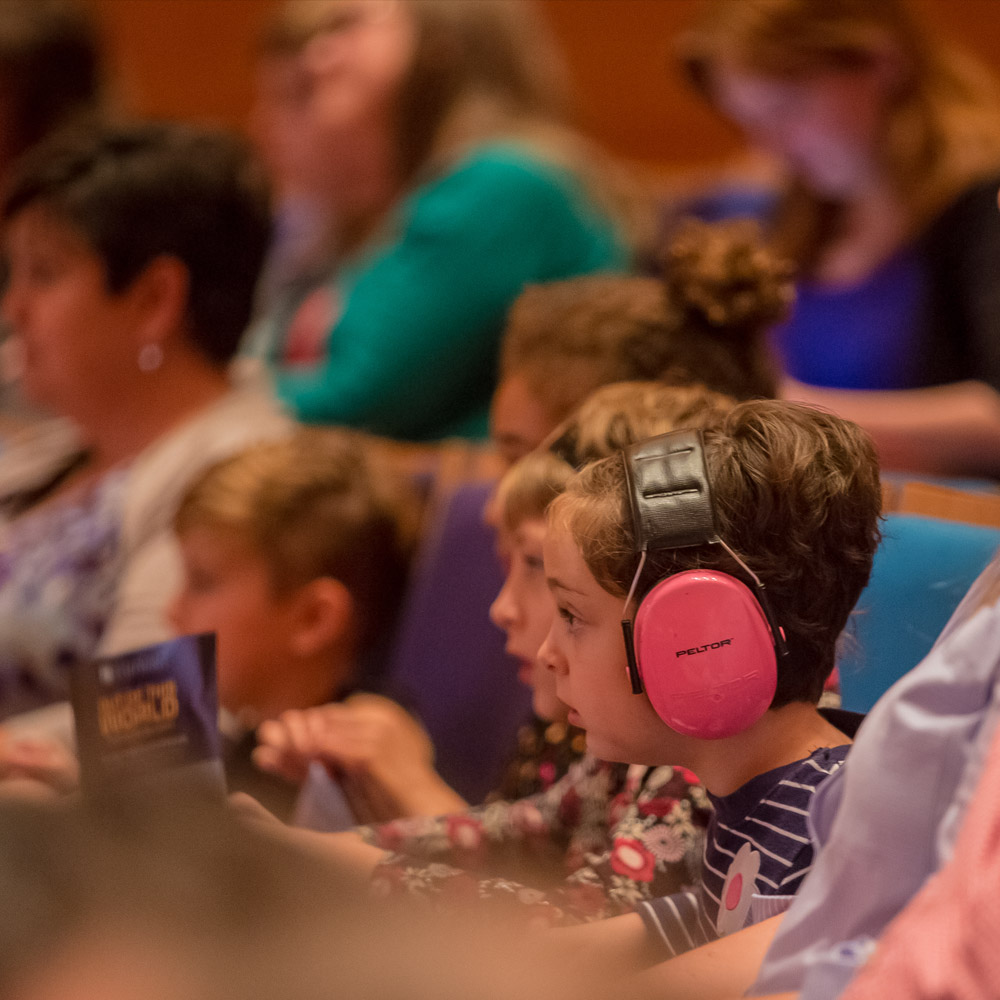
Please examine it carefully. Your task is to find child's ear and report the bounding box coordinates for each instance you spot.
[288,577,355,658]
[128,254,191,349]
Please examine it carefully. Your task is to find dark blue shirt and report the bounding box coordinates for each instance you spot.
[677,175,1000,394]
[774,248,928,390]
[637,745,849,959]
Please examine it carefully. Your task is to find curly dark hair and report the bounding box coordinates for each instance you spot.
[550,400,883,707]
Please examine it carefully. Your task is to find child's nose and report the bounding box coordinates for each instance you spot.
[489,581,516,631]
[537,625,565,676]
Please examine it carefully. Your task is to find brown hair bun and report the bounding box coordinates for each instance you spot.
[662,217,795,338]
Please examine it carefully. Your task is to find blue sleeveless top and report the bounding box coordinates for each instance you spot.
[680,185,930,391]
[678,175,1000,394]
[773,246,929,390]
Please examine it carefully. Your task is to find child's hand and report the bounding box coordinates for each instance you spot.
[254,694,466,821]
[253,709,321,784]
[254,693,434,783]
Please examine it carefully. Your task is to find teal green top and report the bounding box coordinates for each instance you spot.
[272,143,628,441]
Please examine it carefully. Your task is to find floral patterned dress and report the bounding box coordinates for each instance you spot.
[488,717,588,802]
[361,755,712,925]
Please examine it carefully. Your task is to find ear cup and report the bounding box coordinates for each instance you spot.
[633,571,777,740]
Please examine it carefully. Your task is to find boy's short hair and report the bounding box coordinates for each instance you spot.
[551,400,883,706]
[493,381,735,533]
[3,120,271,366]
[499,219,791,427]
[175,428,417,657]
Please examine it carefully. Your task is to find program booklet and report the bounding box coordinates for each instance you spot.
[70,633,225,797]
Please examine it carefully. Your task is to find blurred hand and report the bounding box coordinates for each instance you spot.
[254,693,466,822]
[0,731,79,797]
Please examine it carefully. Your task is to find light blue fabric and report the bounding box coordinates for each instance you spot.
[749,560,1000,998]
[839,514,1000,712]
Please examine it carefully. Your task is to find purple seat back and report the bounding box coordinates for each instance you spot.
[384,481,532,803]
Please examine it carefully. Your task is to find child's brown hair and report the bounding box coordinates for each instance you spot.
[493,381,736,533]
[499,218,792,429]
[550,400,882,706]
[175,428,417,657]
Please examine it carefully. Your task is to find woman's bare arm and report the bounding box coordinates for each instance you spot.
[783,378,1000,479]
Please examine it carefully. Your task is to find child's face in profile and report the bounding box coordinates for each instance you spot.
[170,525,302,719]
[540,522,674,765]
[489,373,557,469]
[490,517,567,723]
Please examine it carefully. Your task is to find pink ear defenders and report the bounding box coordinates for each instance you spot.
[620,430,787,740]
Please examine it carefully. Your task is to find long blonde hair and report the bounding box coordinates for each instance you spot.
[680,0,1000,271]
[391,0,571,176]
[397,0,649,249]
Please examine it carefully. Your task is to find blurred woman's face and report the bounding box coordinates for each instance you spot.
[1,207,146,419]
[305,2,415,152]
[249,51,319,199]
[711,60,891,198]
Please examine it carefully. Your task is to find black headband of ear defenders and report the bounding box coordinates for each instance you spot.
[620,429,789,683]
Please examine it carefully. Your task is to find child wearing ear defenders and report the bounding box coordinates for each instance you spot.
[248,382,733,921]
[542,399,881,960]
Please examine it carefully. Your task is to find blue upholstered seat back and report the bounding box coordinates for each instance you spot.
[839,514,1000,712]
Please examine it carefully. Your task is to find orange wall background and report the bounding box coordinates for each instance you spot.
[79,0,1000,172]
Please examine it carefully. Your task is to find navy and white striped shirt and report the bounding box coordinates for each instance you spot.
[637,745,849,958]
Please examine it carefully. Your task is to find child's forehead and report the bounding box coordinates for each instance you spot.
[177,521,262,564]
[502,515,547,546]
[542,523,590,583]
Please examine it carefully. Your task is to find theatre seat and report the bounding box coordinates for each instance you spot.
[382,480,531,804]
[839,513,1000,712]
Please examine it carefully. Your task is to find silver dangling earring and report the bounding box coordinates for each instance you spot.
[137,343,164,373]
